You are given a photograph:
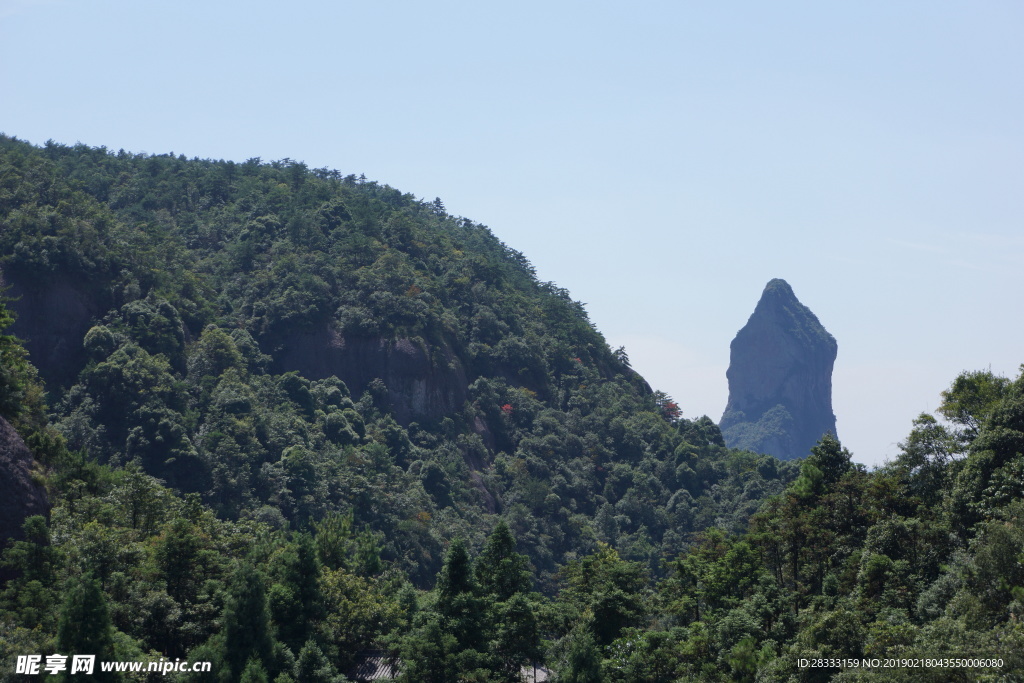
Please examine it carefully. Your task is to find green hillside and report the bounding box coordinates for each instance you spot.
[2,135,1023,680]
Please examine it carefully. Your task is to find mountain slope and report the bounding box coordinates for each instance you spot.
[0,135,797,587]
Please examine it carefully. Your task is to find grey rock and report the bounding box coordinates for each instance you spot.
[720,279,838,460]
[275,327,469,426]
[0,416,50,545]
[4,272,105,388]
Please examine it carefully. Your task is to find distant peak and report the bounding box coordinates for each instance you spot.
[720,278,838,460]
[748,278,835,350]
[762,278,795,299]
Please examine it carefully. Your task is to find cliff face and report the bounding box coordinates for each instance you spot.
[0,416,50,544]
[719,279,837,460]
[4,273,105,389]
[275,328,469,426]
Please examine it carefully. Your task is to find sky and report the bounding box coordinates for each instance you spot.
[2,0,1022,466]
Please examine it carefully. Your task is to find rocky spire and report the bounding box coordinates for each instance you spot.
[719,279,838,460]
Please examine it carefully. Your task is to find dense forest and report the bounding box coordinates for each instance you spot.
[1,135,1022,681]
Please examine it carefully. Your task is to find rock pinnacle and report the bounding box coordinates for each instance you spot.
[719,279,838,460]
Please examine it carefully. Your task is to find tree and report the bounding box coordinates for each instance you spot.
[662,529,765,624]
[0,516,60,631]
[891,413,957,507]
[238,658,268,683]
[560,544,648,647]
[56,574,118,681]
[271,533,326,655]
[475,520,531,601]
[222,563,275,680]
[653,391,682,423]
[294,639,341,683]
[490,593,542,682]
[398,612,462,683]
[435,539,486,651]
[0,297,31,420]
[561,630,602,683]
[938,370,1011,447]
[805,433,851,489]
[400,539,490,682]
[155,517,201,605]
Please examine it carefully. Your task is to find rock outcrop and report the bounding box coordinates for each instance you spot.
[719,279,837,460]
[0,416,50,545]
[4,273,106,389]
[276,327,469,426]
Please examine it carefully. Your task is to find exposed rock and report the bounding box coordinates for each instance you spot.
[3,272,105,388]
[720,279,838,460]
[275,327,469,426]
[0,416,50,545]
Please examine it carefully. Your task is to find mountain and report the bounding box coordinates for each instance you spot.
[719,278,838,459]
[3,135,1024,680]
[0,135,794,587]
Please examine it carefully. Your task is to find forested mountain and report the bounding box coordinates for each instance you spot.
[1,135,1023,681]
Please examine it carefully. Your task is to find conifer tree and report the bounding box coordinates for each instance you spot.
[401,539,489,682]
[805,433,851,489]
[223,563,275,680]
[294,639,340,683]
[56,574,118,682]
[491,593,542,682]
[271,533,325,656]
[238,658,268,683]
[475,520,531,601]
[434,538,485,651]
[561,631,602,683]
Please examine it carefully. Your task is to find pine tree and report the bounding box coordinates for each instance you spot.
[561,631,602,683]
[491,593,542,682]
[56,574,118,682]
[294,639,339,683]
[436,538,475,602]
[401,539,489,682]
[271,533,325,656]
[806,433,852,489]
[223,563,275,679]
[475,520,531,601]
[238,658,268,683]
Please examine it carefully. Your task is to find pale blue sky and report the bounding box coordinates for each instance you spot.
[3,0,1022,465]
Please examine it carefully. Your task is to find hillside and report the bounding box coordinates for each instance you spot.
[0,135,794,578]
[2,136,1023,681]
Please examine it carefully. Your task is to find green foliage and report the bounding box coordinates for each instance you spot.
[805,432,852,488]
[0,138,810,614]
[220,563,280,681]
[400,526,541,682]
[938,369,1011,445]
[558,544,648,647]
[6,136,1024,679]
[475,520,532,601]
[269,533,326,656]
[1,517,61,632]
[0,298,31,421]
[294,640,344,683]
[560,630,602,683]
[56,574,119,681]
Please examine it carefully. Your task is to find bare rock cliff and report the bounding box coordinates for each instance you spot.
[719,279,838,460]
[4,273,105,388]
[276,327,469,425]
[0,416,50,544]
